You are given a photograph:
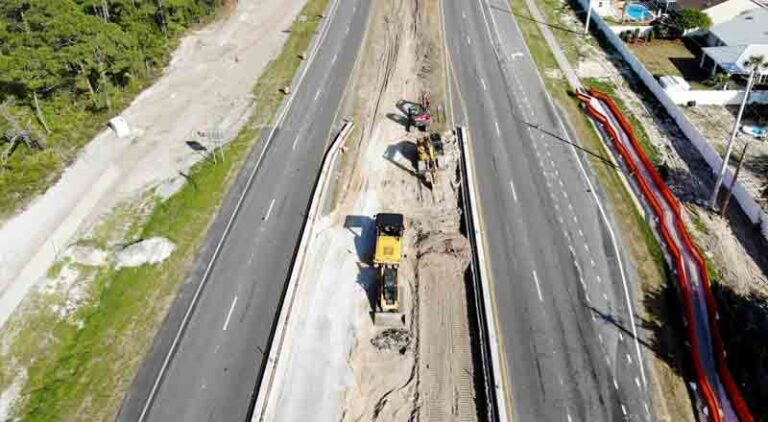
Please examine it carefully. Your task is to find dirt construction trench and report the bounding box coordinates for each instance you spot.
[266,1,480,421]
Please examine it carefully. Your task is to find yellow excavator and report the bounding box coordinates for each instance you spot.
[372,213,404,326]
[416,133,443,186]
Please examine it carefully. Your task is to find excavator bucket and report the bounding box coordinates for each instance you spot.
[374,312,404,327]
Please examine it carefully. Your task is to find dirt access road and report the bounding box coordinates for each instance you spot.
[264,1,479,420]
[0,0,306,329]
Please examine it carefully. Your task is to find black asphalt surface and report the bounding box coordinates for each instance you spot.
[117,1,371,421]
[444,0,653,420]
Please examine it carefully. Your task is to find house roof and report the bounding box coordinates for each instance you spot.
[709,8,768,45]
[702,44,768,74]
[674,0,729,11]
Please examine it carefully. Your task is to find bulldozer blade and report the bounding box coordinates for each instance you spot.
[374,312,404,327]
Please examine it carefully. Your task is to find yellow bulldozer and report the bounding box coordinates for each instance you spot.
[372,213,404,326]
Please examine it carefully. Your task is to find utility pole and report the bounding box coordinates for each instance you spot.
[584,0,593,35]
[720,141,748,216]
[710,55,765,209]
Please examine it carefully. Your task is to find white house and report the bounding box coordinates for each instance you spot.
[699,8,768,82]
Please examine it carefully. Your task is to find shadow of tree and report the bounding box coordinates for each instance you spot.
[713,283,768,419]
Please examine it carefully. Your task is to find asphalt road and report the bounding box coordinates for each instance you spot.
[117,1,371,421]
[444,0,653,420]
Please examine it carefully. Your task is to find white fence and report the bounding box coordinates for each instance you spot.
[668,89,768,105]
[578,0,768,238]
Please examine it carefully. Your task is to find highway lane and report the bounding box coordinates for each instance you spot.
[117,1,371,421]
[444,0,653,420]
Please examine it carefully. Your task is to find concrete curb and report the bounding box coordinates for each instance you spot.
[250,121,354,422]
[457,126,510,422]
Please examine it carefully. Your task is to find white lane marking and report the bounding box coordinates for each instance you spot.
[314,89,322,101]
[619,332,625,342]
[331,52,338,64]
[597,275,602,284]
[598,334,604,344]
[292,135,300,151]
[532,270,544,302]
[264,198,276,221]
[567,413,573,422]
[466,35,472,45]
[627,353,633,364]
[495,120,501,136]
[509,179,518,203]
[636,377,642,389]
[222,295,238,331]
[621,404,627,416]
[481,78,487,91]
[613,377,619,390]
[462,10,466,19]
[578,229,584,237]
[345,25,350,35]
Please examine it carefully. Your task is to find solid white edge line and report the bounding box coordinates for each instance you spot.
[135,0,344,420]
[222,296,238,331]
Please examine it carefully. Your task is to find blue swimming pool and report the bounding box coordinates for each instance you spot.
[626,3,654,21]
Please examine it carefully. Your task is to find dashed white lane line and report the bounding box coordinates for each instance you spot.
[627,353,633,364]
[466,34,472,45]
[532,270,544,302]
[291,135,300,151]
[495,120,501,136]
[264,198,276,221]
[345,25,350,35]
[314,89,322,102]
[621,404,627,417]
[331,52,338,64]
[222,295,238,331]
[635,377,642,389]
[613,377,620,390]
[481,77,487,91]
[509,179,518,203]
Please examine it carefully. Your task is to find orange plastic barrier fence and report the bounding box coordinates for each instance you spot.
[575,90,723,422]
[587,88,753,422]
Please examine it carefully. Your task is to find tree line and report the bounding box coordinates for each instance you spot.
[0,0,221,132]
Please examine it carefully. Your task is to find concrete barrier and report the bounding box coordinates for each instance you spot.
[250,120,353,421]
[457,126,510,422]
[668,89,768,106]
[579,0,768,240]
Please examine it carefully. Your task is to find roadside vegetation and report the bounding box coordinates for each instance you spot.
[0,0,328,419]
[0,0,225,219]
[507,0,694,420]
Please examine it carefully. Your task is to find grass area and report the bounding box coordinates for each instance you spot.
[1,1,329,420]
[628,40,709,90]
[583,77,661,165]
[507,0,695,420]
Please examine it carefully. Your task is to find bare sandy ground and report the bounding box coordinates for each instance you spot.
[265,1,477,420]
[0,0,306,329]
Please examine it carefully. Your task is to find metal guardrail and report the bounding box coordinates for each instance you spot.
[456,126,509,422]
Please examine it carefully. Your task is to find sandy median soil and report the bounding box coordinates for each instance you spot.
[267,1,479,421]
[0,0,307,328]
